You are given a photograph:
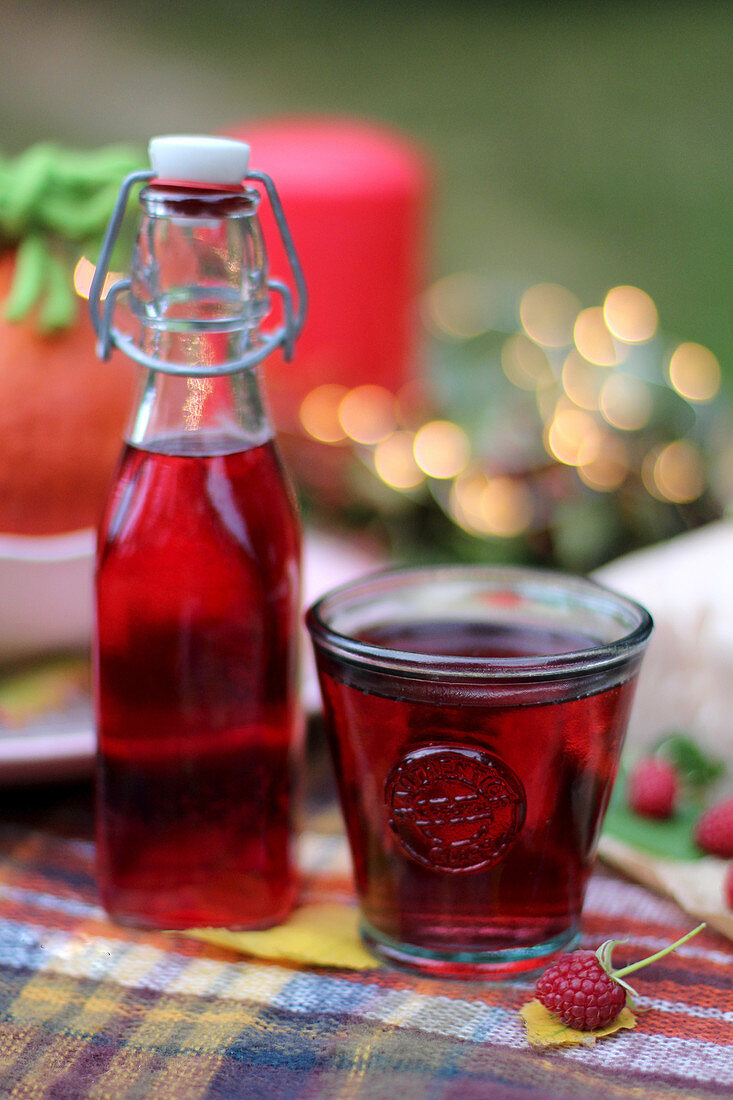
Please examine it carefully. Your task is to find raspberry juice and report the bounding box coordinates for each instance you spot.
[95,430,301,930]
[309,578,649,978]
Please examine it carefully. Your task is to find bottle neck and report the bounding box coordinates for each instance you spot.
[127,367,272,456]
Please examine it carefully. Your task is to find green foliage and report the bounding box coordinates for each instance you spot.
[604,737,725,859]
[0,143,145,331]
[603,774,702,861]
[654,734,725,795]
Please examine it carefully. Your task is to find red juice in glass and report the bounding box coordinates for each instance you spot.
[95,431,301,930]
[307,567,652,978]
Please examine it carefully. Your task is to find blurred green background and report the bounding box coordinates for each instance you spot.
[1,0,731,378]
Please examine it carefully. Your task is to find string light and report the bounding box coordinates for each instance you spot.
[546,408,601,466]
[668,342,721,403]
[338,385,397,444]
[561,350,603,411]
[519,283,580,348]
[449,469,490,532]
[395,380,430,430]
[293,273,727,556]
[374,431,424,490]
[413,420,470,479]
[651,440,706,503]
[573,306,624,367]
[536,379,561,422]
[578,436,629,492]
[599,373,653,431]
[710,439,733,505]
[501,334,553,391]
[603,286,658,343]
[450,471,532,537]
[300,384,349,443]
[423,272,497,339]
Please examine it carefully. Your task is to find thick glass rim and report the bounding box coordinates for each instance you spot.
[306,564,653,683]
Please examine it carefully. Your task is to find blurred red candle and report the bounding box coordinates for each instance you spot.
[226,117,430,432]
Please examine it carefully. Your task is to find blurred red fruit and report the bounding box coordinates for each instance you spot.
[628,757,678,819]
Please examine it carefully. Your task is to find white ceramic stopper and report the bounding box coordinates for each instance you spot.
[149,135,251,185]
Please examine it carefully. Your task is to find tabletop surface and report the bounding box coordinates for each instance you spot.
[0,746,731,1100]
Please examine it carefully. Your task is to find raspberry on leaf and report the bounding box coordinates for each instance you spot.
[535,950,627,1030]
[522,923,706,1045]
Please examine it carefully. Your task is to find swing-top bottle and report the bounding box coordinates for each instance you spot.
[90,136,306,929]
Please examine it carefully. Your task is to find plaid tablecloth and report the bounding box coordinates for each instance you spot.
[0,789,731,1099]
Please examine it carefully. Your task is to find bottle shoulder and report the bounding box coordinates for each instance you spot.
[97,434,300,566]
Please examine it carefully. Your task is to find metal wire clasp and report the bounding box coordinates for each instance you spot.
[88,169,307,377]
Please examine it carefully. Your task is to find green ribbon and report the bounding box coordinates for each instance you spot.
[0,142,144,332]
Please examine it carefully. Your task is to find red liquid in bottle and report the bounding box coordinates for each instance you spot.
[315,619,638,972]
[95,432,301,929]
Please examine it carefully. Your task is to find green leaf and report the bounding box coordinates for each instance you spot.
[38,253,77,332]
[2,233,49,321]
[603,773,702,860]
[0,141,145,330]
[654,734,725,792]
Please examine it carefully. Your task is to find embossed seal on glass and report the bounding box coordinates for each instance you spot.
[385,744,526,873]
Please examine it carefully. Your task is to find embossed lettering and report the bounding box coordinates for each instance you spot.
[385,745,526,873]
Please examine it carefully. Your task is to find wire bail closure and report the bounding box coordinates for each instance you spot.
[88,168,307,377]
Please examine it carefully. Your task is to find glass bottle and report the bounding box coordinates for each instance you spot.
[89,137,306,929]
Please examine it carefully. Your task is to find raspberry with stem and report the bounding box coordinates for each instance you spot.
[535,923,705,1031]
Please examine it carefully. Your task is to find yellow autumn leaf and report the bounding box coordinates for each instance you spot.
[181,902,378,970]
[0,655,89,726]
[520,999,637,1047]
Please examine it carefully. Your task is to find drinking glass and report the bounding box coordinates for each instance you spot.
[307,565,652,979]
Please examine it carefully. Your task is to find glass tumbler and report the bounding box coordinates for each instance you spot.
[306,565,652,979]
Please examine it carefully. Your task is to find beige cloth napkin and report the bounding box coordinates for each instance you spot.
[599,836,733,941]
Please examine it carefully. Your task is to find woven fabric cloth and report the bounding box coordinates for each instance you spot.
[0,824,731,1099]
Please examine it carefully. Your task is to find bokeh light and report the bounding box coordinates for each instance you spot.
[578,436,629,491]
[413,420,470,478]
[546,408,601,466]
[536,380,561,421]
[374,431,424,490]
[299,384,349,443]
[710,439,733,506]
[603,286,658,343]
[395,380,430,430]
[561,350,603,410]
[599,373,653,431]
[574,306,623,366]
[450,470,533,537]
[643,440,706,503]
[338,384,397,444]
[501,334,554,390]
[519,283,581,348]
[449,469,489,531]
[423,272,495,339]
[296,271,724,559]
[668,342,721,403]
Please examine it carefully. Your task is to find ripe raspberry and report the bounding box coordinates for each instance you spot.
[628,757,678,819]
[532,925,706,1034]
[536,950,627,1030]
[695,797,733,858]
